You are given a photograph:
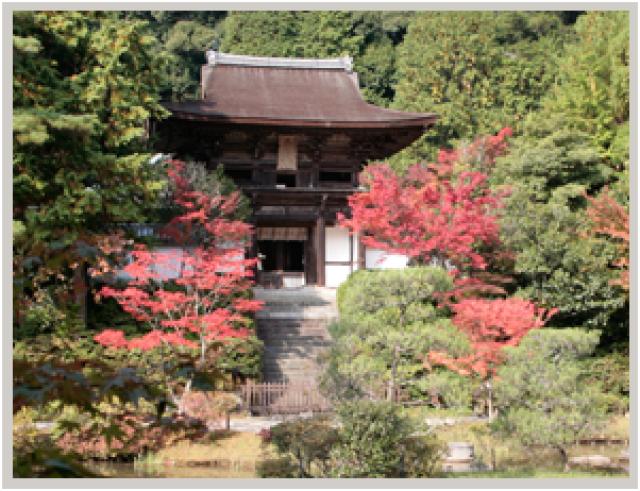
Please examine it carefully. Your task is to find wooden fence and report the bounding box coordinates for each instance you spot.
[238,381,332,415]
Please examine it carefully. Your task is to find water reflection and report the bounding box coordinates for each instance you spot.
[86,461,256,478]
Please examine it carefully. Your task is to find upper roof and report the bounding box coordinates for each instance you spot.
[163,51,437,129]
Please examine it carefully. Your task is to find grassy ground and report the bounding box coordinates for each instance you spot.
[138,430,276,467]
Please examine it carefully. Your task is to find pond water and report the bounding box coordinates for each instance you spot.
[85,461,256,478]
[85,443,627,478]
[471,443,628,475]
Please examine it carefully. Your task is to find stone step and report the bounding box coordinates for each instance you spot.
[257,323,330,330]
[262,363,322,369]
[253,286,337,307]
[262,371,323,378]
[257,330,331,338]
[257,327,332,337]
[262,358,324,365]
[264,354,325,360]
[263,353,328,361]
[253,286,337,382]
[262,357,325,366]
[259,334,332,342]
[262,356,326,365]
[262,349,327,357]
[256,318,334,326]
[263,348,330,355]
[255,311,337,321]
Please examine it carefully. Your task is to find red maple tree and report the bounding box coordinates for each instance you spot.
[337,129,558,387]
[94,160,263,364]
[338,128,513,273]
[428,297,557,378]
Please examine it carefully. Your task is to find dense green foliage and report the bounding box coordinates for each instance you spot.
[122,11,226,100]
[582,350,630,413]
[13,11,169,332]
[329,401,442,477]
[336,266,453,320]
[419,370,474,409]
[392,11,571,163]
[323,268,471,401]
[550,12,630,169]
[490,11,630,344]
[263,416,339,477]
[259,401,442,477]
[492,328,609,466]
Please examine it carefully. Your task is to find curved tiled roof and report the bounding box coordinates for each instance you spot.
[164,52,437,129]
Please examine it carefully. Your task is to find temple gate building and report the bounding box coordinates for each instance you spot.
[154,51,436,289]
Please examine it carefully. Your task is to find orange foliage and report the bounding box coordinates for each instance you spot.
[585,188,629,290]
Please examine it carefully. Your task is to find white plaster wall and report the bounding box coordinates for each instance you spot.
[116,246,185,282]
[325,226,357,287]
[325,265,352,288]
[365,248,409,269]
[116,246,246,282]
[325,226,350,262]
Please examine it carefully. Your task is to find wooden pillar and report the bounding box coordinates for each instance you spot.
[305,225,316,285]
[248,193,260,283]
[349,234,354,274]
[316,194,328,286]
[358,234,366,270]
[311,161,319,188]
[316,215,326,286]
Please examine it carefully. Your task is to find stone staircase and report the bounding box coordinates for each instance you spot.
[253,287,337,383]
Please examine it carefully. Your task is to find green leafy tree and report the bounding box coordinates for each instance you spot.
[491,112,611,202]
[551,11,630,169]
[582,350,629,414]
[492,328,609,470]
[122,11,226,100]
[13,11,169,331]
[329,400,442,477]
[263,416,340,477]
[258,402,442,478]
[489,13,630,344]
[495,184,626,339]
[322,268,471,402]
[392,11,569,163]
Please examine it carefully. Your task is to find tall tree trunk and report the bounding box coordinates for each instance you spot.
[485,379,494,420]
[200,336,206,366]
[556,445,569,472]
[72,261,88,328]
[169,378,193,416]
